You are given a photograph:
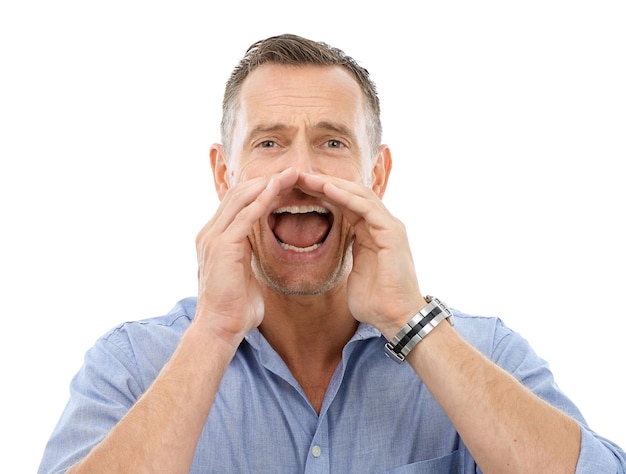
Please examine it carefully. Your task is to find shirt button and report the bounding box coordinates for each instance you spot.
[311,445,322,458]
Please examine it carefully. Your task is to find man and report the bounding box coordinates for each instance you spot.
[39,34,625,473]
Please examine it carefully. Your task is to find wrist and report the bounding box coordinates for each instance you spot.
[379,296,429,342]
[190,308,251,353]
[383,296,454,364]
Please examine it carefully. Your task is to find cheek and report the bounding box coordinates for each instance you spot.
[225,169,236,186]
[236,159,276,182]
[339,217,355,241]
[323,160,371,184]
[234,155,372,184]
[247,220,265,249]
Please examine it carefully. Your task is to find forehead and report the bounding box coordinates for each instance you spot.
[236,64,367,125]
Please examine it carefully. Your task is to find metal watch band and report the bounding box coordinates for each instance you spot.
[384,296,454,364]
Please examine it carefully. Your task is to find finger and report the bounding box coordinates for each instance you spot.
[298,172,389,228]
[208,168,299,237]
[201,176,271,237]
[225,175,283,242]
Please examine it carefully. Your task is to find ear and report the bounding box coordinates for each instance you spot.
[210,143,231,201]
[371,145,392,198]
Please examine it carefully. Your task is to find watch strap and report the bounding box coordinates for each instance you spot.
[384,296,454,364]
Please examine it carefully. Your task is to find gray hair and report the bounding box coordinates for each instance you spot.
[220,34,382,161]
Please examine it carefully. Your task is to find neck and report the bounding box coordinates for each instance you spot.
[258,283,358,413]
[259,282,358,364]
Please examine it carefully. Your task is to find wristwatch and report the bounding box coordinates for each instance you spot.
[383,296,454,364]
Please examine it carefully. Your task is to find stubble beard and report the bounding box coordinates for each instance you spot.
[251,240,354,296]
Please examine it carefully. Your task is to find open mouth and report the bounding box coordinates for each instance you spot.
[269,204,334,253]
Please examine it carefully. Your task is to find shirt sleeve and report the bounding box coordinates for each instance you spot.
[37,334,145,474]
[576,428,626,473]
[488,318,626,473]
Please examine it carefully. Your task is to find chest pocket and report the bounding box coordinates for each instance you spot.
[383,449,467,473]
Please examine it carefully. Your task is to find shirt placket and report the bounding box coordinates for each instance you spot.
[303,414,330,474]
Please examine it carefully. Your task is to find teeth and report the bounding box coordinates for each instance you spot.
[273,205,329,214]
[278,242,322,252]
[271,204,330,252]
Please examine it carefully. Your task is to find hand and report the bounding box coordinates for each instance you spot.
[194,168,299,346]
[298,172,426,337]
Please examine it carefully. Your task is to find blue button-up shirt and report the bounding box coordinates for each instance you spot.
[38,297,626,473]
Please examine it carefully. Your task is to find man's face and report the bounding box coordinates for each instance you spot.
[217,64,382,295]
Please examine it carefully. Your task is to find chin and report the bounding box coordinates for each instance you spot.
[251,246,353,296]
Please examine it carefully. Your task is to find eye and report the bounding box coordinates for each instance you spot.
[259,140,276,148]
[326,139,343,148]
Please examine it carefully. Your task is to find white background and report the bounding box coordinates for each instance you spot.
[1,1,624,471]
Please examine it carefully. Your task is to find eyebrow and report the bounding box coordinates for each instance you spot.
[315,121,356,141]
[247,123,295,139]
[246,121,356,142]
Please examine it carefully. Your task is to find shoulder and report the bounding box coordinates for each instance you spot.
[103,297,196,341]
[91,297,197,369]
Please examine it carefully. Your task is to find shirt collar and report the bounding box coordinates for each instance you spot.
[243,321,381,352]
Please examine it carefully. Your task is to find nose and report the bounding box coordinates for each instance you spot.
[287,141,315,174]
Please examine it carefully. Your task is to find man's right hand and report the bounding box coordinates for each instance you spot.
[65,169,304,473]
[193,167,299,348]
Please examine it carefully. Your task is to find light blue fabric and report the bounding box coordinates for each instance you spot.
[38,297,626,473]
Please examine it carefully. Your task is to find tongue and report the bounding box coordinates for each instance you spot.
[273,212,329,248]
